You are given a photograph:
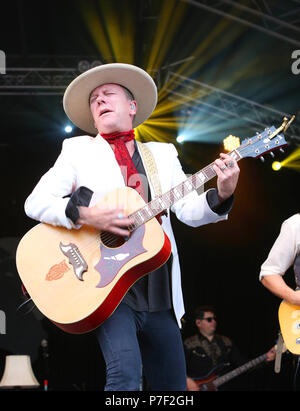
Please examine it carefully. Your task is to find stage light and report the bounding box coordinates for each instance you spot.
[223,135,240,152]
[78,60,90,73]
[90,60,102,68]
[64,125,73,133]
[176,135,185,143]
[272,161,282,171]
[279,147,300,172]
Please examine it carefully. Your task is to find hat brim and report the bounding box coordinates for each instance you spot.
[63,63,157,135]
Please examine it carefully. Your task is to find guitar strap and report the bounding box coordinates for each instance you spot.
[275,332,284,373]
[137,141,162,198]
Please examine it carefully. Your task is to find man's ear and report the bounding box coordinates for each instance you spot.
[130,100,137,114]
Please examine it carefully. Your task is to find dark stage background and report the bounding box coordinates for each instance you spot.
[0,0,300,391]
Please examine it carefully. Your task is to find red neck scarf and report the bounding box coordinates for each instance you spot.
[100,129,145,200]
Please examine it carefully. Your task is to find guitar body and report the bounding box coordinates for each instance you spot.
[278,295,300,354]
[16,187,171,334]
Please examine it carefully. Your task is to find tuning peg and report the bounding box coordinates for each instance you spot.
[260,156,265,162]
[279,148,285,153]
[270,152,275,158]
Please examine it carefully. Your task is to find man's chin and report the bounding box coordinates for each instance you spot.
[96,121,118,134]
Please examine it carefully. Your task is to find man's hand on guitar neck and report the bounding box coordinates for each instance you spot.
[78,205,134,237]
[266,346,276,362]
[213,153,240,202]
[186,376,200,391]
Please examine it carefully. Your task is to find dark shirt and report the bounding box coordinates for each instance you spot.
[65,141,233,312]
[119,144,172,312]
[184,332,246,379]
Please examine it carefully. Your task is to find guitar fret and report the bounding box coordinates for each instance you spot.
[150,198,162,214]
[203,165,215,179]
[163,192,173,206]
[184,180,193,192]
[190,174,197,187]
[172,187,183,200]
[139,208,149,222]
[165,189,177,205]
[136,210,144,222]
[133,212,144,227]
[192,173,203,187]
[149,202,158,215]
[214,354,267,387]
[162,193,171,206]
[157,197,167,209]
[231,149,241,161]
[143,205,153,218]
[198,171,207,184]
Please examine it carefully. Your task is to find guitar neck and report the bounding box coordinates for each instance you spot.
[128,148,242,231]
[213,353,267,388]
[128,119,290,231]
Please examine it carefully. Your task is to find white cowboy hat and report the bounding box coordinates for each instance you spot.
[63,63,158,134]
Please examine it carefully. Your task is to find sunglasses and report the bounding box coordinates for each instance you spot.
[202,316,217,323]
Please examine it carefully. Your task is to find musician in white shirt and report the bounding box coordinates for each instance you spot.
[24,63,240,391]
[259,213,300,304]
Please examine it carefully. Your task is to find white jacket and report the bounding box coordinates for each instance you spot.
[25,135,227,327]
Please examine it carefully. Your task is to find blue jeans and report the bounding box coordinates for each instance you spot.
[95,303,187,391]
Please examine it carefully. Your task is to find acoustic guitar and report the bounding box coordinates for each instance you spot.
[16,117,292,334]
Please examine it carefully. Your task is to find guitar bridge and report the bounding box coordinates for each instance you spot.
[59,242,88,281]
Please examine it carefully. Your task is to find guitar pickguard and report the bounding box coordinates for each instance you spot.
[95,225,146,288]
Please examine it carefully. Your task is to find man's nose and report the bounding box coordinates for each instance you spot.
[96,95,106,104]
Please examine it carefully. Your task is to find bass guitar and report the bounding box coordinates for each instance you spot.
[16,117,292,334]
[194,346,282,391]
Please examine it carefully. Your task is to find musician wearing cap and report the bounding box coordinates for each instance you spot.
[24,63,240,390]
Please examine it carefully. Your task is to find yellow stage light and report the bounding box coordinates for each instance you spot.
[280,147,300,172]
[223,135,240,152]
[272,161,282,171]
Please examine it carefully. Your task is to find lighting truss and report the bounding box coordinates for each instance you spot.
[164,71,300,142]
[0,67,78,95]
[180,0,300,47]
[1,55,299,143]
[0,55,102,95]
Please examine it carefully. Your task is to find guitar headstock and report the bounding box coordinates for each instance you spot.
[235,116,294,160]
[238,127,287,159]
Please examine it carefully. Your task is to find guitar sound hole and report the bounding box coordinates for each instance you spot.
[100,231,126,248]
